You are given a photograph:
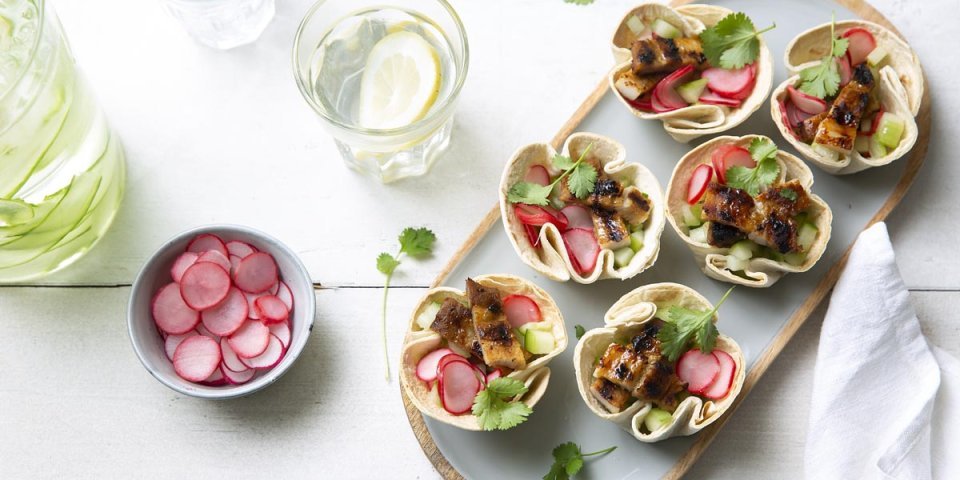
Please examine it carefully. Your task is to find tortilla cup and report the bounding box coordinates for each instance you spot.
[609,4,774,143]
[499,132,665,283]
[399,274,567,431]
[664,135,833,287]
[573,282,745,442]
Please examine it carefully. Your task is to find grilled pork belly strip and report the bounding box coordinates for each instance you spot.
[590,378,633,413]
[630,36,706,76]
[593,321,684,411]
[430,298,484,361]
[465,279,526,370]
[591,211,631,250]
[814,64,875,153]
[707,221,745,248]
[797,112,828,143]
[701,183,757,233]
[615,69,667,101]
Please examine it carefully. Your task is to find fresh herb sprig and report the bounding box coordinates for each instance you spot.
[563,0,594,4]
[798,14,849,98]
[656,286,735,361]
[574,325,586,339]
[544,442,617,480]
[700,12,776,69]
[472,377,533,430]
[508,143,596,206]
[376,227,436,380]
[725,138,781,196]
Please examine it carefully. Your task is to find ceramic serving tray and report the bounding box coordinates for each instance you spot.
[402,0,930,478]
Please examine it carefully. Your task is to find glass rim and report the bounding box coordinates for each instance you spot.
[291,0,470,137]
[0,0,47,105]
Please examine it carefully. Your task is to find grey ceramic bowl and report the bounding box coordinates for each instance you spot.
[128,225,315,399]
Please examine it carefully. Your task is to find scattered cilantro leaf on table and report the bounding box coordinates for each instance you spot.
[656,286,735,361]
[798,14,849,98]
[544,442,617,480]
[473,377,532,430]
[725,138,781,196]
[575,325,586,339]
[508,143,596,206]
[700,12,776,69]
[563,0,594,5]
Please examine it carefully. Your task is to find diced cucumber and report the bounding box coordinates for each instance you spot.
[854,134,871,155]
[518,321,552,334]
[630,221,645,233]
[725,254,749,272]
[729,240,756,261]
[866,45,888,66]
[0,199,35,227]
[626,15,645,35]
[416,302,443,330]
[869,134,888,159]
[811,143,840,163]
[797,222,818,252]
[651,18,681,39]
[643,408,674,433]
[677,78,709,105]
[784,252,807,266]
[689,223,709,244]
[794,212,809,225]
[524,328,555,355]
[876,112,905,149]
[630,230,645,251]
[681,203,702,227]
[613,246,635,268]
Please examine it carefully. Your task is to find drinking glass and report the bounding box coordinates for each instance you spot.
[163,0,276,50]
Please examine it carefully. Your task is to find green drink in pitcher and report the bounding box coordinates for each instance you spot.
[0,0,125,282]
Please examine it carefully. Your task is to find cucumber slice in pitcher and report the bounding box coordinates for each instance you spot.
[0,199,34,227]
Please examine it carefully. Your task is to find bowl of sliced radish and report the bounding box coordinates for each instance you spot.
[128,225,315,399]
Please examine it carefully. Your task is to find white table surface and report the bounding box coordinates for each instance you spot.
[2,0,957,478]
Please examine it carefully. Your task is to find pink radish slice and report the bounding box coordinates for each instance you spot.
[514,204,556,227]
[223,365,256,385]
[170,252,199,283]
[179,262,231,311]
[677,349,721,394]
[653,64,695,111]
[276,282,293,310]
[862,105,884,135]
[227,319,271,358]
[724,64,757,101]
[233,252,279,294]
[627,94,653,112]
[702,350,737,399]
[165,331,199,361]
[701,65,754,96]
[486,369,502,383]
[229,255,242,274]
[779,100,801,139]
[201,287,248,336]
[523,224,541,248]
[152,282,200,335]
[697,90,742,107]
[560,205,593,230]
[201,366,227,386]
[842,27,876,66]
[196,323,221,342]
[524,165,551,186]
[436,353,470,373]
[710,145,753,184]
[244,291,268,320]
[173,335,222,382]
[785,100,813,127]
[562,228,600,274]
[219,337,249,372]
[225,240,257,258]
[416,348,456,382]
[186,233,228,258]
[269,281,280,295]
[240,334,285,370]
[268,321,291,349]
[438,360,482,415]
[197,250,232,274]
[787,85,827,115]
[836,55,852,86]
[503,295,542,328]
[254,295,289,325]
[686,164,714,204]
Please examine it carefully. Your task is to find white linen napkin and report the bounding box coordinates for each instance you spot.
[804,222,959,479]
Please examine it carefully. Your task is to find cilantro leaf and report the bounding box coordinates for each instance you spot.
[507,143,596,206]
[656,286,734,361]
[749,137,778,162]
[507,182,553,206]
[544,442,617,480]
[376,252,399,275]
[798,14,849,98]
[551,153,575,170]
[780,188,798,201]
[833,36,849,58]
[575,325,586,339]
[726,139,781,197]
[398,227,436,258]
[567,163,597,199]
[699,12,775,69]
[563,0,594,4]
[473,377,532,430]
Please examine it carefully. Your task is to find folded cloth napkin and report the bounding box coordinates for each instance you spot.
[805,222,959,480]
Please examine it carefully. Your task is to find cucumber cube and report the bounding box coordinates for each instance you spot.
[518,321,552,334]
[729,240,756,260]
[866,45,888,66]
[725,254,748,272]
[630,230,645,251]
[681,203,703,227]
[689,223,709,244]
[797,222,818,252]
[651,18,681,39]
[784,252,807,266]
[524,328,555,355]
[876,112,905,149]
[415,302,443,330]
[626,15,645,35]
[677,78,709,105]
[613,246,635,268]
[854,134,871,155]
[869,134,888,159]
[643,408,674,433]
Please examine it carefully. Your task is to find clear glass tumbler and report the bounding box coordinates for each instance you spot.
[293,0,469,183]
[162,0,276,50]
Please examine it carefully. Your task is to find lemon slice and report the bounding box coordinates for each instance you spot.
[359,31,441,130]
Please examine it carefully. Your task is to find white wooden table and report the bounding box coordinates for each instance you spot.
[2,0,957,478]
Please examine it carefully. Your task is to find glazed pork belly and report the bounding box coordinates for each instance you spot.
[466,279,526,370]
[631,36,706,76]
[430,298,484,360]
[593,321,685,411]
[814,64,875,153]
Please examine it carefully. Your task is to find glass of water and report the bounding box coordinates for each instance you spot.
[293,0,469,183]
[163,0,275,50]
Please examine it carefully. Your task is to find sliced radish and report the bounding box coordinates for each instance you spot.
[486,369,503,383]
[437,353,470,373]
[173,335,221,382]
[201,287,248,336]
[701,65,754,97]
[254,295,289,325]
[785,100,814,127]
[677,349,721,394]
[227,319,271,358]
[222,365,256,385]
[524,165,551,186]
[195,323,221,342]
[229,254,242,274]
[562,228,600,274]
[503,295,542,328]
[268,321,291,349]
[170,252,199,283]
[416,348,455,382]
[197,250,232,274]
[842,27,877,66]
[862,105,884,136]
[686,164,714,204]
[219,337,249,372]
[787,85,827,115]
[710,145,754,184]
[244,291,268,320]
[627,94,654,112]
[179,262,231,311]
[165,331,199,361]
[233,252,279,294]
[201,367,227,387]
[652,65,695,111]
[724,64,757,101]
[225,240,257,259]
[698,90,742,107]
[702,350,737,399]
[514,204,556,227]
[276,282,293,310]
[560,205,593,230]
[152,282,200,335]
[438,359,482,415]
[836,55,852,86]
[186,233,228,258]
[240,334,285,370]
[523,224,541,248]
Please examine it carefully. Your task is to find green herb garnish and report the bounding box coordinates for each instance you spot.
[780,188,799,201]
[798,14,849,98]
[725,138,781,196]
[544,442,617,480]
[574,325,586,339]
[472,377,533,430]
[563,0,594,4]
[656,286,735,361]
[508,143,596,206]
[377,227,436,380]
[700,12,775,69]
